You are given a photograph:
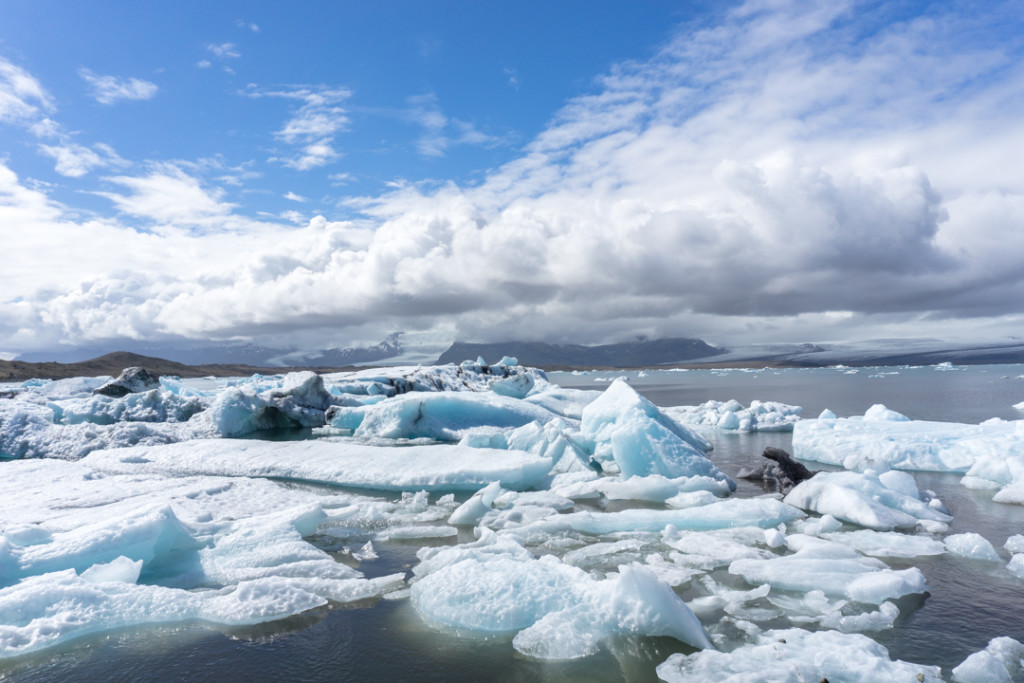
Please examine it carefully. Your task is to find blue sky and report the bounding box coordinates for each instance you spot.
[1,1,700,219]
[2,0,1024,358]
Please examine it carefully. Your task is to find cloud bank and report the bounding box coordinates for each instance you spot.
[3,0,1024,354]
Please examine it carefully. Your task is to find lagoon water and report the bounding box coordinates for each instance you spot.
[3,364,1024,682]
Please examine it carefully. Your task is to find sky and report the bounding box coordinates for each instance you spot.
[2,0,1023,360]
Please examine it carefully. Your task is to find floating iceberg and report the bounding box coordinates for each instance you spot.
[0,457,405,658]
[729,535,929,604]
[665,399,802,432]
[579,380,730,490]
[783,470,951,531]
[952,636,1024,682]
[83,438,554,492]
[657,628,942,682]
[794,406,1024,473]
[409,530,712,659]
[795,408,1024,505]
[326,391,560,441]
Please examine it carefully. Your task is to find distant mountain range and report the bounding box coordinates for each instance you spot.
[7,336,1024,383]
[436,338,725,368]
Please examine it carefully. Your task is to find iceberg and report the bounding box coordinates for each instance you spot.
[83,438,555,492]
[665,399,802,432]
[952,636,1024,683]
[0,457,407,658]
[657,628,942,682]
[326,391,560,441]
[409,530,712,659]
[729,535,929,604]
[783,470,952,531]
[794,408,1024,474]
[579,380,730,489]
[944,532,1002,561]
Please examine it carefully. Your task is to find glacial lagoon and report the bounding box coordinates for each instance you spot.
[2,363,1024,681]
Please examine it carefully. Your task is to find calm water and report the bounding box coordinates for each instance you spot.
[3,364,1024,682]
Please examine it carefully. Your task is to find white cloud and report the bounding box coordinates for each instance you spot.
[94,164,239,228]
[4,1,1024,353]
[406,93,495,157]
[39,142,127,177]
[197,60,212,69]
[284,191,306,202]
[248,85,351,170]
[0,58,55,125]
[504,68,520,90]
[207,43,241,59]
[79,68,158,105]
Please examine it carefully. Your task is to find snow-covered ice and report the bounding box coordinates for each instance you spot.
[656,628,942,682]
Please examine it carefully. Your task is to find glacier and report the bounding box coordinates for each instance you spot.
[2,361,1024,679]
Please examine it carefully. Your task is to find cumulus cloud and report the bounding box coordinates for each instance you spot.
[4,0,1024,353]
[249,85,351,170]
[79,68,158,105]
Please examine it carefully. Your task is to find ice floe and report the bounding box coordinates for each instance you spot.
[82,438,554,492]
[729,535,929,605]
[5,360,1024,675]
[0,458,406,658]
[409,530,712,659]
[795,406,1024,505]
[665,399,802,432]
[783,470,952,531]
[656,628,942,682]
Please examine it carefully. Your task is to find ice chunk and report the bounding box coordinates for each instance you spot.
[1008,554,1024,579]
[944,532,1001,561]
[794,412,1024,474]
[448,481,504,526]
[488,372,534,399]
[538,497,805,536]
[582,379,712,453]
[523,386,602,420]
[784,471,952,531]
[553,474,731,504]
[665,399,802,433]
[0,568,401,659]
[952,636,1024,683]
[83,438,554,492]
[819,530,945,558]
[729,536,928,604]
[0,457,407,659]
[580,380,730,488]
[410,531,711,658]
[58,389,206,426]
[327,392,559,441]
[79,556,144,584]
[661,527,774,570]
[657,628,942,682]
[1005,534,1024,554]
[863,403,910,421]
[763,528,785,548]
